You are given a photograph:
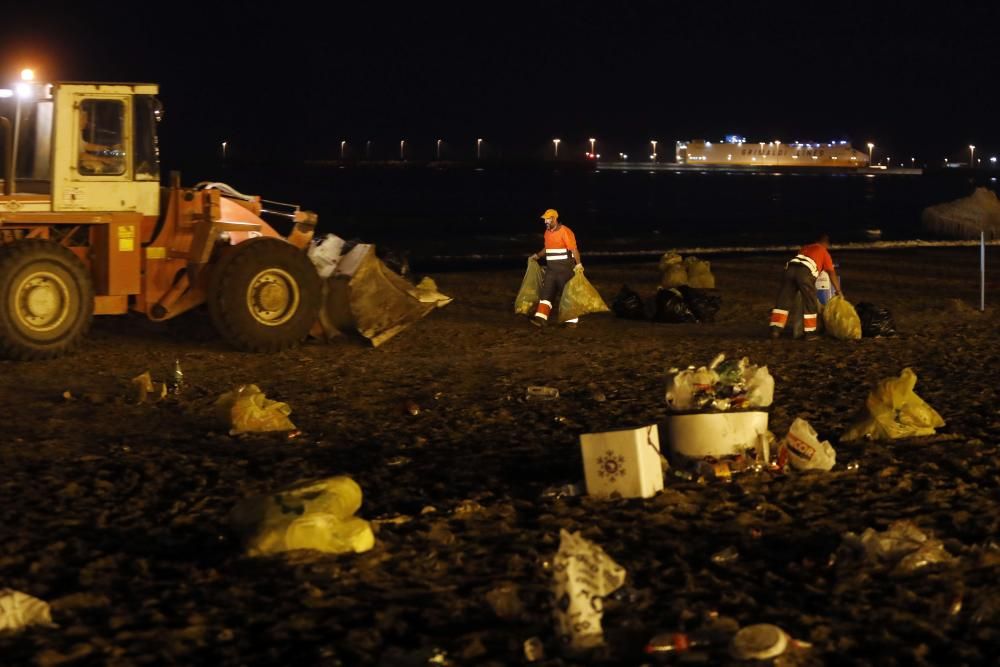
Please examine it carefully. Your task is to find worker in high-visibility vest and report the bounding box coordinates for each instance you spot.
[529,208,583,328]
[770,232,843,339]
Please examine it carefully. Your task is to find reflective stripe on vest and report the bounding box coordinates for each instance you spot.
[546,248,570,261]
[787,254,819,278]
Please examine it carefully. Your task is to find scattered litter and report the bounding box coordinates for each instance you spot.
[665,354,773,412]
[228,476,374,556]
[580,425,663,499]
[61,390,73,401]
[523,637,545,662]
[653,287,697,323]
[526,386,559,401]
[855,302,897,337]
[0,589,53,633]
[678,285,722,322]
[587,383,607,402]
[845,461,860,472]
[403,400,420,416]
[307,233,346,278]
[780,418,837,471]
[841,367,945,441]
[132,371,167,404]
[540,483,584,500]
[710,546,740,565]
[551,529,626,651]
[823,295,862,340]
[729,624,789,660]
[214,384,296,435]
[168,359,185,395]
[842,520,954,574]
[646,632,706,655]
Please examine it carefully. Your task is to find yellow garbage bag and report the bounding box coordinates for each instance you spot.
[558,270,610,322]
[823,295,862,340]
[660,264,688,288]
[684,256,716,289]
[229,476,375,556]
[214,384,296,435]
[514,257,545,315]
[841,368,945,441]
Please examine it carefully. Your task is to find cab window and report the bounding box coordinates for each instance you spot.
[78,99,126,175]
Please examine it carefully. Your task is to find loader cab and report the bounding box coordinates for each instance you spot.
[1,82,161,216]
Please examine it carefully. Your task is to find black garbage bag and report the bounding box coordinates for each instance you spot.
[855,302,897,337]
[653,288,698,323]
[612,285,647,320]
[678,285,721,323]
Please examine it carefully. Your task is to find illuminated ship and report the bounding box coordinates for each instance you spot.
[675,135,869,167]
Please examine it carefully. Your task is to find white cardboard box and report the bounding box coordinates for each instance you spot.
[580,425,664,499]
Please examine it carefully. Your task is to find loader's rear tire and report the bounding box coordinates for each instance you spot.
[0,240,94,360]
[208,238,321,352]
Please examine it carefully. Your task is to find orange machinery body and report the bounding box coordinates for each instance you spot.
[0,186,309,320]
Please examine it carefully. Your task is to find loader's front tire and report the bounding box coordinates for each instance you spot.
[208,238,321,352]
[0,240,94,360]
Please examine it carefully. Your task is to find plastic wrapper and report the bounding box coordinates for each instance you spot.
[551,529,626,651]
[653,288,697,323]
[214,384,296,435]
[683,256,716,289]
[229,476,374,556]
[307,234,346,278]
[842,520,954,574]
[0,589,53,633]
[823,295,862,340]
[665,355,773,411]
[557,271,609,323]
[841,367,945,441]
[514,257,544,315]
[611,285,646,320]
[678,285,721,322]
[855,302,897,337]
[781,418,836,471]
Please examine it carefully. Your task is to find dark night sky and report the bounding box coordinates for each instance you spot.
[2,1,999,166]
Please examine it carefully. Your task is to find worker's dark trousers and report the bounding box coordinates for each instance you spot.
[770,262,819,332]
[534,261,578,323]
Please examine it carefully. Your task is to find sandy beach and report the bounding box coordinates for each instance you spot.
[1,247,998,665]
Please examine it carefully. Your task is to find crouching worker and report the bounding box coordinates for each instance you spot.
[770,232,843,340]
[530,208,584,328]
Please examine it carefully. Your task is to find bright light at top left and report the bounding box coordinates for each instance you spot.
[21,68,35,81]
[15,82,32,98]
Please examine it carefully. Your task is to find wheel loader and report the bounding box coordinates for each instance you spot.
[0,79,321,359]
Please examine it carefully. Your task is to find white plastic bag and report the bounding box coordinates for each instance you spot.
[308,234,346,278]
[551,529,626,651]
[783,418,836,471]
[744,366,774,408]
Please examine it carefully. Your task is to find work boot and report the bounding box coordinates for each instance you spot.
[803,333,819,342]
[769,327,782,339]
[562,321,578,329]
[530,316,546,328]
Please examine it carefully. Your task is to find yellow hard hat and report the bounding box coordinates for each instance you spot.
[540,208,559,220]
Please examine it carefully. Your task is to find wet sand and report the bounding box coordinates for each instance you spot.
[1,247,998,665]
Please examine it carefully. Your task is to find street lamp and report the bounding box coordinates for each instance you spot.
[400,140,405,161]
[867,142,874,165]
[911,157,915,167]
[436,139,442,160]
[340,140,346,159]
[991,156,997,167]
[650,139,658,161]
[775,140,781,165]
[969,145,975,167]
[20,68,34,82]
[222,141,228,160]
[553,138,560,158]
[366,140,371,160]
[477,138,483,160]
[589,137,596,157]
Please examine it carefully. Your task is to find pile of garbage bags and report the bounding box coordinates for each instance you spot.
[822,295,862,340]
[666,354,774,412]
[310,235,452,347]
[659,252,716,289]
[855,302,897,337]
[612,284,721,324]
[514,257,609,322]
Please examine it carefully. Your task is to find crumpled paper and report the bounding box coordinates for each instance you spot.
[132,371,167,404]
[214,384,296,435]
[0,589,53,633]
[843,520,954,574]
[228,476,375,556]
[551,529,626,651]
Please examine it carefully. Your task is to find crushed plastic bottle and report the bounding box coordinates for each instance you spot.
[711,546,740,565]
[526,386,560,400]
[646,632,707,655]
[523,636,545,662]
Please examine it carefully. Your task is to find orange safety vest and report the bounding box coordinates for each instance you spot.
[543,225,577,262]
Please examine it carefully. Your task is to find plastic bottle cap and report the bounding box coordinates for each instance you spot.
[730,624,788,660]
